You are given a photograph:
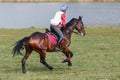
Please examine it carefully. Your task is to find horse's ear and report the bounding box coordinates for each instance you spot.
[79,16,82,20]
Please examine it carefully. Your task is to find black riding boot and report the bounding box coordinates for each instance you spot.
[56,38,63,51]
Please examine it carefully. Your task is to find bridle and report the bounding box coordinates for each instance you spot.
[66,20,82,35]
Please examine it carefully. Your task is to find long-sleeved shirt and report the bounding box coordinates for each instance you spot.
[51,11,66,28]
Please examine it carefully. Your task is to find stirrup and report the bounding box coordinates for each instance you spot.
[55,47,61,51]
[55,44,61,51]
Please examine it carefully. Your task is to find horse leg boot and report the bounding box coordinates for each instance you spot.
[62,48,73,66]
[63,52,73,66]
[67,52,73,66]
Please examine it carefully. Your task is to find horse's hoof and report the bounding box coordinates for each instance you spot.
[49,66,54,70]
[68,62,72,66]
[62,59,68,63]
[22,70,27,74]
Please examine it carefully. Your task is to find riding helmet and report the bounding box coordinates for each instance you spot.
[60,5,68,11]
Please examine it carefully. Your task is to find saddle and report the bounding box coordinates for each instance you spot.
[45,28,58,45]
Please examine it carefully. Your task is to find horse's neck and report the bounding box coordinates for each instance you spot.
[63,19,77,40]
[63,28,74,40]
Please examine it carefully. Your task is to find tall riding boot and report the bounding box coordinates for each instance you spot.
[56,38,63,51]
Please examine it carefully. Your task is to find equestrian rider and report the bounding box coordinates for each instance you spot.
[50,5,68,51]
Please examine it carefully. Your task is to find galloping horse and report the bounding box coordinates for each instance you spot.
[12,16,86,73]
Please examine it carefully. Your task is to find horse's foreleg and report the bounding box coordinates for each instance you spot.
[62,48,73,66]
[21,46,32,73]
[39,50,54,70]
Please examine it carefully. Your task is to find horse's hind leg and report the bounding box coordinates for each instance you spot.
[21,45,32,73]
[38,50,54,70]
[62,48,73,66]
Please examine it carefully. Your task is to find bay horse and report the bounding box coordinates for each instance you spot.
[12,16,86,73]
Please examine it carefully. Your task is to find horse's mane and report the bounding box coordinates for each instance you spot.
[66,18,77,28]
[61,18,77,31]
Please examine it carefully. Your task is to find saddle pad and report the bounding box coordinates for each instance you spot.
[46,33,57,45]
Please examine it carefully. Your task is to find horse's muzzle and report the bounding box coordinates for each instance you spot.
[81,32,86,36]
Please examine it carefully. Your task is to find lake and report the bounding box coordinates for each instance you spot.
[0,2,120,28]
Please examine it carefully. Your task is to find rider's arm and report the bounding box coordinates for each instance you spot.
[61,13,66,27]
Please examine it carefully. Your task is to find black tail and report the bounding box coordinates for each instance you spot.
[12,36,30,57]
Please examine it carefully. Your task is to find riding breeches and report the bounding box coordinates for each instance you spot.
[50,24,64,39]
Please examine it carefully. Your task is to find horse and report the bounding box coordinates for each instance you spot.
[12,16,86,73]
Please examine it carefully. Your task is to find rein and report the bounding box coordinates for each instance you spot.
[67,28,80,35]
[73,31,80,35]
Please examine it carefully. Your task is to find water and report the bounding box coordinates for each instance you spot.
[0,2,120,28]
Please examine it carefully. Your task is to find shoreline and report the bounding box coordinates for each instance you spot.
[0,0,120,2]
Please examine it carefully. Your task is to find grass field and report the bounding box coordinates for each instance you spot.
[0,27,120,80]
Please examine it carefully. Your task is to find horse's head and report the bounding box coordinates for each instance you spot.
[66,16,86,36]
[74,16,86,36]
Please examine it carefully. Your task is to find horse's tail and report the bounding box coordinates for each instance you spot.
[12,36,30,57]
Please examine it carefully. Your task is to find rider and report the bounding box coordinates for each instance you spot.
[50,5,68,51]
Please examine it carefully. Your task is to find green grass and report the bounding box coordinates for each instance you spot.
[0,27,120,80]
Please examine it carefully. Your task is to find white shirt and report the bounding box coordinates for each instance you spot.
[50,11,64,25]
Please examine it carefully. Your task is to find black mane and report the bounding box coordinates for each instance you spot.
[66,18,77,28]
